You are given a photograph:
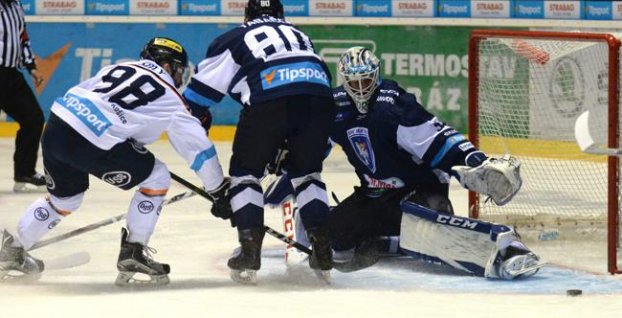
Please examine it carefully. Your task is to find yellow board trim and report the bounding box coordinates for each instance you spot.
[0,122,237,141]
[479,136,606,163]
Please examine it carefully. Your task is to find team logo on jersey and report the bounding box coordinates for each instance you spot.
[260,61,330,89]
[137,201,154,214]
[102,171,131,187]
[34,207,50,221]
[347,127,376,173]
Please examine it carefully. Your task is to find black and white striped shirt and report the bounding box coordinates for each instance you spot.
[0,0,35,70]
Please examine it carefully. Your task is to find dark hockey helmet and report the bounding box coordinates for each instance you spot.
[140,37,188,88]
[245,0,284,22]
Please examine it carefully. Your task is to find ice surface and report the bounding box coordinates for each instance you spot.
[1,139,621,318]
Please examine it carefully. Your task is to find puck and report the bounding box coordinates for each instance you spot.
[566,289,582,296]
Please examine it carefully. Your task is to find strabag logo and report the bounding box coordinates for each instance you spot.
[260,62,330,89]
[55,93,111,136]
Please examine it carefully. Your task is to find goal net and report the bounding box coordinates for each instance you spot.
[468,30,622,274]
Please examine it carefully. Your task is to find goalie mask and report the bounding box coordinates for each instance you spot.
[140,37,188,88]
[245,0,284,22]
[338,47,381,114]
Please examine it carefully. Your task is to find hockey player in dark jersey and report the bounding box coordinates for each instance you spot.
[265,47,544,279]
[183,0,334,284]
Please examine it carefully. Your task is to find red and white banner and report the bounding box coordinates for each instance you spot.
[391,0,435,17]
[129,0,178,15]
[613,1,622,20]
[471,0,511,18]
[220,0,246,16]
[309,0,354,17]
[36,0,85,15]
[544,0,582,19]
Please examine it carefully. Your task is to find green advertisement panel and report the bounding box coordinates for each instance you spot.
[301,25,481,132]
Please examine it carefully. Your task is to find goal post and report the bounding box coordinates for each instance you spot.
[468,29,621,274]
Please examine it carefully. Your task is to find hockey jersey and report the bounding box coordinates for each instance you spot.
[50,59,224,190]
[183,16,333,110]
[330,79,477,190]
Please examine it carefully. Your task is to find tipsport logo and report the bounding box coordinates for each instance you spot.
[260,61,330,90]
[56,93,111,136]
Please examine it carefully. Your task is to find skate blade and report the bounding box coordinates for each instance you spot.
[313,270,331,285]
[285,249,309,267]
[230,269,257,285]
[115,271,170,287]
[506,262,547,279]
[13,183,47,193]
[0,269,42,283]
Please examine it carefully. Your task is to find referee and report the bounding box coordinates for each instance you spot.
[0,0,46,192]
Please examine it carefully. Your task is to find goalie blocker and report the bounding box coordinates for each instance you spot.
[400,201,544,279]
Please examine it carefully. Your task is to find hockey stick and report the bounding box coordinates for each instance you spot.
[30,190,196,251]
[169,172,315,254]
[574,110,622,156]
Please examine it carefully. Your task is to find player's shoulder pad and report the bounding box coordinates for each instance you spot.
[375,80,432,126]
[206,26,247,57]
[332,86,355,122]
[130,60,177,89]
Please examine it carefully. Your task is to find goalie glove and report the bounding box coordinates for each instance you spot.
[206,178,233,220]
[451,155,522,206]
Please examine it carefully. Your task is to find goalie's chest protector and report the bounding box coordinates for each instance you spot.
[331,92,442,189]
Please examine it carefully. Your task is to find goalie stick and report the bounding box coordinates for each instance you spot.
[574,110,622,156]
[30,190,196,251]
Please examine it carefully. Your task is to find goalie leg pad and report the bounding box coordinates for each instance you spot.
[399,201,541,279]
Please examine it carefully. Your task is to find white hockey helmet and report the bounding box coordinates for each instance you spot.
[338,46,381,114]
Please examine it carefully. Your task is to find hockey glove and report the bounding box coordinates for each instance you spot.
[206,178,233,220]
[188,103,213,134]
[452,155,522,206]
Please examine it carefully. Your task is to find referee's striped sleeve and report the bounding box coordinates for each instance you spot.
[0,0,35,70]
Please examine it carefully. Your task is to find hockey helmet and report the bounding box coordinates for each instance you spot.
[140,37,188,88]
[245,0,284,22]
[338,47,381,114]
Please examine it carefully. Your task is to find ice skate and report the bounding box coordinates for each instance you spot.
[498,246,545,279]
[13,172,47,193]
[332,239,381,273]
[115,228,170,286]
[306,227,332,283]
[228,228,264,285]
[0,230,44,282]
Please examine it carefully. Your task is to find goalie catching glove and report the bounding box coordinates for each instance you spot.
[452,155,522,206]
[206,177,233,220]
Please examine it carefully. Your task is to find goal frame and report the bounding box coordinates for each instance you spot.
[467,29,622,274]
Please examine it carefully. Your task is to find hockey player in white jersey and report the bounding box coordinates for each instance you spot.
[265,47,544,279]
[0,37,230,285]
[183,0,334,284]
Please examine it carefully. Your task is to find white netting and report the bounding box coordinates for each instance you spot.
[472,32,621,273]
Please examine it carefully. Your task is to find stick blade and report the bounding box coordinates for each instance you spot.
[574,110,595,152]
